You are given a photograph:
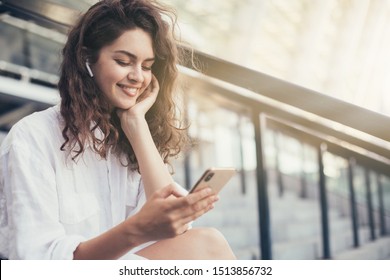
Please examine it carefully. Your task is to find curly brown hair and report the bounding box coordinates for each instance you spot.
[58,0,188,170]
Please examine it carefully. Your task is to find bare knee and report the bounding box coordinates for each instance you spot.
[136,227,236,260]
[188,227,236,260]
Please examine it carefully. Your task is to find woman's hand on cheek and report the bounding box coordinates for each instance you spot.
[118,74,159,121]
[117,75,159,135]
[134,74,159,116]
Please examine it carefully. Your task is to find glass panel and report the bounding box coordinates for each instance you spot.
[265,131,322,259]
[0,22,26,65]
[27,32,62,74]
[323,152,353,255]
[370,171,381,238]
[382,175,390,234]
[353,165,373,245]
[302,143,319,199]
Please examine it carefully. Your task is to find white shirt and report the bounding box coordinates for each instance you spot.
[0,105,157,259]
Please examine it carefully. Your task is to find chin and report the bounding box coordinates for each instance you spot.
[117,102,136,110]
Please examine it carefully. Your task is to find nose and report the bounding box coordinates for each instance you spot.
[128,65,144,83]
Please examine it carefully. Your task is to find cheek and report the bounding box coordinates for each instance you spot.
[143,74,153,88]
[97,63,127,82]
[110,68,129,83]
[94,67,120,91]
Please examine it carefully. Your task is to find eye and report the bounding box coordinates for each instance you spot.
[142,61,154,71]
[115,59,130,66]
[142,65,152,71]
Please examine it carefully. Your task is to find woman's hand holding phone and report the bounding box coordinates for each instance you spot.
[128,184,218,244]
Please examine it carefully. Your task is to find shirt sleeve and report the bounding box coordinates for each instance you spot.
[2,143,85,259]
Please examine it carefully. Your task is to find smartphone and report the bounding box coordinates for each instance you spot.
[189,167,237,194]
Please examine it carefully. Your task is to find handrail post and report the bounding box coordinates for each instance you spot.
[377,174,387,236]
[318,143,331,259]
[300,143,307,199]
[183,93,191,190]
[253,111,272,260]
[364,168,376,241]
[237,116,247,194]
[184,152,191,190]
[273,131,284,197]
[348,158,359,247]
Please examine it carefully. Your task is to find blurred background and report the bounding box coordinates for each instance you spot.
[0,0,389,259]
[166,0,390,116]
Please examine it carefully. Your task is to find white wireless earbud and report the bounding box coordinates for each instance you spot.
[85,60,94,77]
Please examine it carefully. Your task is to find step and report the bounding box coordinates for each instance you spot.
[331,226,386,254]
[273,237,321,259]
[333,236,390,259]
[271,220,322,242]
[272,225,376,259]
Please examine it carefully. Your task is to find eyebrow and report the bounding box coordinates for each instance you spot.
[114,50,155,62]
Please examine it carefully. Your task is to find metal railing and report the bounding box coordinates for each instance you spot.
[179,65,390,259]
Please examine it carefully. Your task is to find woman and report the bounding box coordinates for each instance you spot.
[0,0,236,260]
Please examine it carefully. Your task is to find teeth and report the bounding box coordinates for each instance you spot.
[125,87,136,93]
[119,85,137,94]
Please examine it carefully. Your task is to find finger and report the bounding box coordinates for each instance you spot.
[185,187,214,205]
[136,86,151,103]
[173,193,219,220]
[143,76,158,101]
[165,188,211,211]
[143,75,159,97]
[190,194,219,212]
[151,74,160,93]
[154,183,186,199]
[181,202,216,225]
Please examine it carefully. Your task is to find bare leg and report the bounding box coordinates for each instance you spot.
[135,227,236,260]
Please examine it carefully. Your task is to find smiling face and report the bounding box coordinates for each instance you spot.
[90,28,155,110]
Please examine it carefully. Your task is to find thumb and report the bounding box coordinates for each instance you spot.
[155,183,185,199]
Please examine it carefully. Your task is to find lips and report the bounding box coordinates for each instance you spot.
[117,84,138,97]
